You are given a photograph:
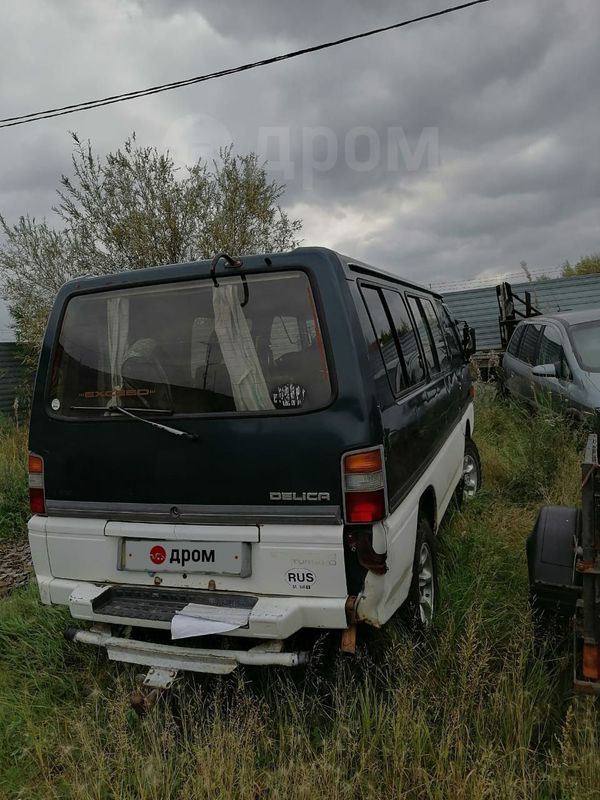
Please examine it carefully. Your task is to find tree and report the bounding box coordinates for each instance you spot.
[561,253,600,278]
[0,134,302,355]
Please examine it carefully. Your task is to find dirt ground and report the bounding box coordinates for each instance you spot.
[0,539,33,596]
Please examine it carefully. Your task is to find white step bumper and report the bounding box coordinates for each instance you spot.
[37,577,349,639]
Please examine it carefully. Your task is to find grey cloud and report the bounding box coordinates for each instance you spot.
[0,0,598,304]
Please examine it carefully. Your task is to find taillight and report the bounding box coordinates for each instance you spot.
[342,446,386,523]
[28,453,46,514]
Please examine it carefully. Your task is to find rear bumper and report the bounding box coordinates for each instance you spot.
[37,576,349,639]
[65,626,309,674]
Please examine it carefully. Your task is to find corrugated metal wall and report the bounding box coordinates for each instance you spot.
[0,343,28,415]
[444,273,600,352]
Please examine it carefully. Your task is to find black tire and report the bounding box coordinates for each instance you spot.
[400,516,438,630]
[455,437,482,508]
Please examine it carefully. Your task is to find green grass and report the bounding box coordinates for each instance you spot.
[0,389,599,798]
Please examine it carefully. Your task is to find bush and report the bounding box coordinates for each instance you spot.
[0,417,29,540]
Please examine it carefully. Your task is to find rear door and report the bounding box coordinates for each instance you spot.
[33,267,371,523]
[502,323,525,396]
[437,300,471,423]
[509,322,543,404]
[405,294,453,458]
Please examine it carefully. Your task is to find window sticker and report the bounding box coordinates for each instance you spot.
[51,398,60,411]
[271,383,306,409]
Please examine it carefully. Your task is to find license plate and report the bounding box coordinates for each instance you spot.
[121,539,251,576]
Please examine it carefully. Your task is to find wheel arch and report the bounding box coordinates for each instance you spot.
[462,401,475,439]
[418,485,437,535]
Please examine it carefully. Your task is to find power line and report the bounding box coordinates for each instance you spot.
[0,0,492,129]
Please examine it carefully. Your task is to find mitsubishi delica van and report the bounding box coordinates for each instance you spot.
[28,247,479,684]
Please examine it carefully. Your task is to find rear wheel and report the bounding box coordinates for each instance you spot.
[455,438,482,509]
[401,517,438,629]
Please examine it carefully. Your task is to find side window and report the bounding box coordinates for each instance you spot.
[438,303,464,366]
[507,324,525,356]
[382,289,427,388]
[406,296,437,374]
[518,324,543,365]
[360,286,399,402]
[538,325,572,380]
[537,325,562,366]
[421,298,451,372]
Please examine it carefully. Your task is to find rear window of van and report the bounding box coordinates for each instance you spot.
[49,271,332,417]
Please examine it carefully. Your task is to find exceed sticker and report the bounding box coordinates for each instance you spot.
[78,388,156,399]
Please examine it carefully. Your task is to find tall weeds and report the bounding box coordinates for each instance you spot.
[0,391,599,798]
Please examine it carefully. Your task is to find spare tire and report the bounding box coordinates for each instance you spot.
[527,505,582,618]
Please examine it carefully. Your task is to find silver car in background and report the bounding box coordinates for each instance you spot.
[501,309,600,424]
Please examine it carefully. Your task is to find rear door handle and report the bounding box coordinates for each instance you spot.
[424,386,439,402]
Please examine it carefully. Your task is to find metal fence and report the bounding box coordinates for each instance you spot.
[444,273,600,352]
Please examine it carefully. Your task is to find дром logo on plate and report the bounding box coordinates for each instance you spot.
[149,545,167,565]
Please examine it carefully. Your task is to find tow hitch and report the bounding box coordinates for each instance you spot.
[129,666,179,716]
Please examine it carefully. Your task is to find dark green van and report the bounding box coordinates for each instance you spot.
[28,247,479,681]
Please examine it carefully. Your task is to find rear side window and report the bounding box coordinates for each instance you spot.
[507,324,525,356]
[360,286,400,398]
[382,289,426,388]
[438,303,464,366]
[406,296,437,374]
[518,323,543,365]
[421,298,451,372]
[50,271,332,417]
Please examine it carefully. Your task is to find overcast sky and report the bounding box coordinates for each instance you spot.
[1,0,599,338]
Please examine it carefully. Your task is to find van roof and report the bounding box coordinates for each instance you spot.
[55,246,442,301]
[308,249,444,299]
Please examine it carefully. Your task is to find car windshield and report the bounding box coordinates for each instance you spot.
[570,321,600,372]
[50,270,332,417]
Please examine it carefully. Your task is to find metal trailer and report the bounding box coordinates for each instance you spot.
[446,281,542,381]
[527,434,600,692]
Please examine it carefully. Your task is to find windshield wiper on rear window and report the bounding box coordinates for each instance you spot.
[70,406,174,415]
[69,405,197,440]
